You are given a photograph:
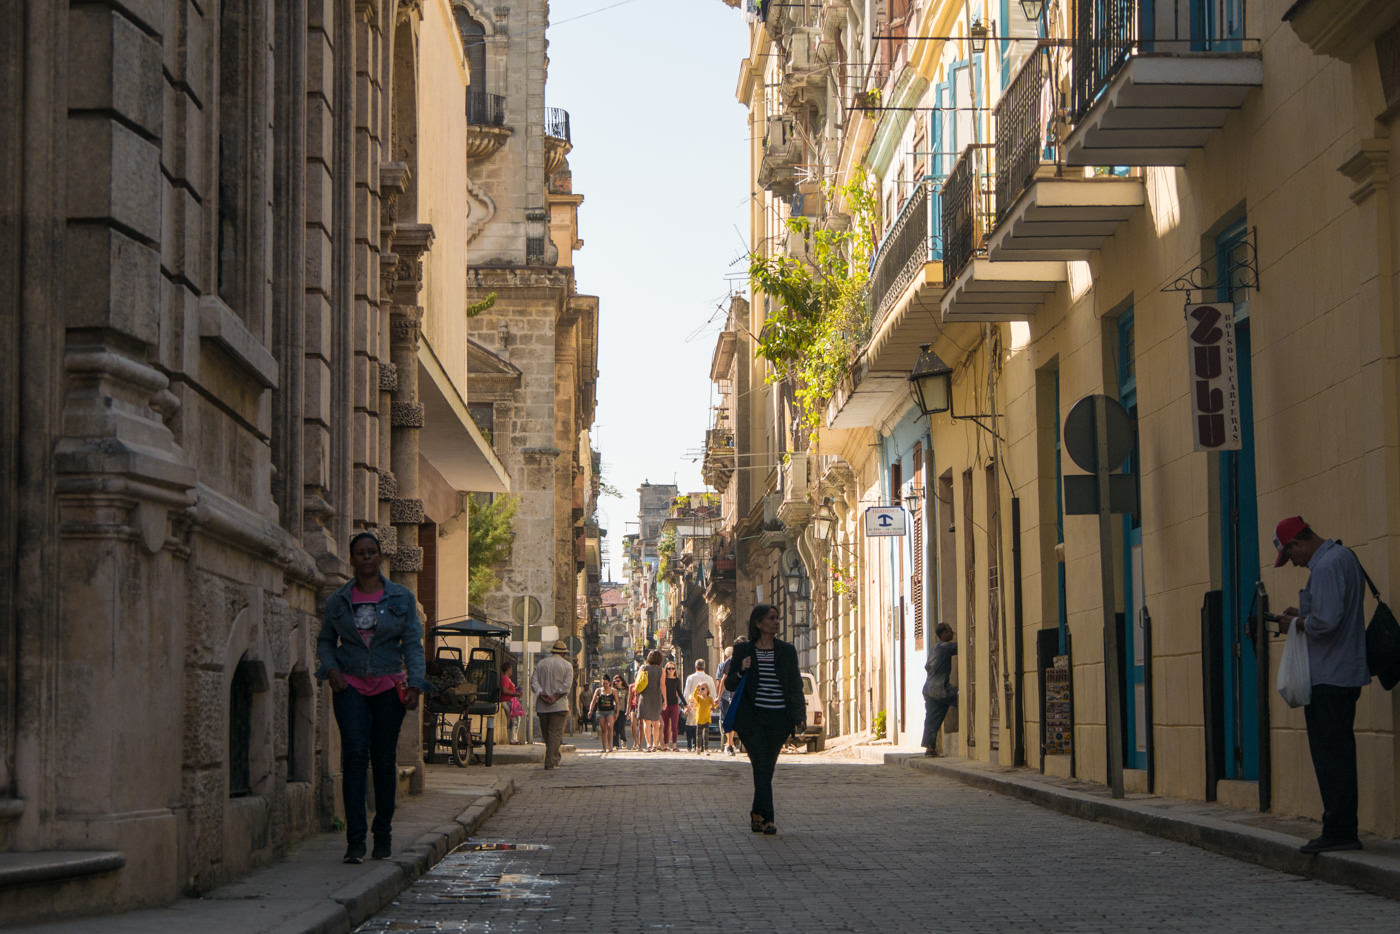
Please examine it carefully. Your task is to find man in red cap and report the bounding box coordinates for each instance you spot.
[1272,515,1370,853]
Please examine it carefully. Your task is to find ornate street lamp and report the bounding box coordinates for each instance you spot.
[969,18,990,54]
[811,502,836,541]
[785,559,804,598]
[908,344,953,416]
[1019,0,1045,22]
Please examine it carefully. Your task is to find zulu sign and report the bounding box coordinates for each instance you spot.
[1186,303,1242,452]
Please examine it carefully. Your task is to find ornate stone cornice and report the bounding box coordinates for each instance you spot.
[1339,139,1390,205]
[1284,0,1400,63]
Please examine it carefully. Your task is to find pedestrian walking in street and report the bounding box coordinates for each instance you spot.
[691,681,715,754]
[500,657,524,744]
[589,674,620,754]
[922,623,958,756]
[316,531,430,864]
[715,643,742,755]
[725,605,805,835]
[1271,515,1372,853]
[611,673,629,750]
[532,640,574,769]
[638,650,665,751]
[683,659,716,753]
[662,660,684,751]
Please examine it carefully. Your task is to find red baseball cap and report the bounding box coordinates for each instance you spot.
[1272,516,1309,567]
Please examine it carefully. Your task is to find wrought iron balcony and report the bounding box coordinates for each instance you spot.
[995,47,1051,225]
[940,143,1065,323]
[987,47,1143,262]
[941,144,994,288]
[466,92,511,162]
[545,107,571,144]
[1065,0,1261,166]
[871,178,941,329]
[466,92,506,127]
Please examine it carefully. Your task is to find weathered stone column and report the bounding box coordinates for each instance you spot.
[386,222,431,786]
[386,223,432,595]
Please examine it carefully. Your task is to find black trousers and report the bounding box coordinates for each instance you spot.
[1303,683,1362,841]
[737,708,791,823]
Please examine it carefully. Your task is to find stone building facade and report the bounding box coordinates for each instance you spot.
[0,0,508,923]
[457,0,600,693]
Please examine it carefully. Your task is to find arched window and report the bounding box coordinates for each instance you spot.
[454,8,487,93]
[229,652,268,797]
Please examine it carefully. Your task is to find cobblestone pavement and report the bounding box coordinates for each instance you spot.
[359,745,1397,933]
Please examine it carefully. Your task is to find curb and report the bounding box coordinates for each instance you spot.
[889,753,1400,903]
[301,777,516,934]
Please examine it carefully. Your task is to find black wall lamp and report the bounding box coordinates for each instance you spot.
[908,343,1001,437]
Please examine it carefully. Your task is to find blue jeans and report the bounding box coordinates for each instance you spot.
[333,686,406,846]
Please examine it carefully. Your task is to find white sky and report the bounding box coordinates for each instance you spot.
[546,1,751,580]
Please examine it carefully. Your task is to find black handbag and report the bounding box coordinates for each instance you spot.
[1353,553,1400,691]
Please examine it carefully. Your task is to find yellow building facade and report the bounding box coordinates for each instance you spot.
[724,0,1400,837]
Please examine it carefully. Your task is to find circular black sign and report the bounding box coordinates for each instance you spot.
[1064,395,1134,472]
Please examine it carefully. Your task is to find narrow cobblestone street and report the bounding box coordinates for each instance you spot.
[358,743,1397,933]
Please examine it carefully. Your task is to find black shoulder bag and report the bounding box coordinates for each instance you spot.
[1351,550,1400,691]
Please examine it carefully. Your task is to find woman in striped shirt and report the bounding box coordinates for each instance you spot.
[724,604,805,835]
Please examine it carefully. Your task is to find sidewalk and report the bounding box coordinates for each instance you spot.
[9,740,574,934]
[854,742,1400,902]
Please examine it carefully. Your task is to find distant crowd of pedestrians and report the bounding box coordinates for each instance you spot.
[582,651,740,756]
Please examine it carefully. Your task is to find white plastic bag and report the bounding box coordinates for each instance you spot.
[1276,628,1312,708]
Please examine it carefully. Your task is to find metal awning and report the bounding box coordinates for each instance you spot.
[418,340,510,494]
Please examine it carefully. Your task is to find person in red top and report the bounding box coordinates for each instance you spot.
[500,657,524,744]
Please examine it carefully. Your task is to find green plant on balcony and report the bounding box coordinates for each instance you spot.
[750,168,878,436]
[657,528,677,577]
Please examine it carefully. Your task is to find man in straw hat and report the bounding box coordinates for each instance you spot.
[1272,515,1370,853]
[531,640,574,769]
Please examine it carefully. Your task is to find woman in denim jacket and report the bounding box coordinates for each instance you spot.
[316,531,430,863]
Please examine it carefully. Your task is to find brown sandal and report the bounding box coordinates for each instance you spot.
[750,813,764,833]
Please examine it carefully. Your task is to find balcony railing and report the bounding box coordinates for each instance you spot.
[466,91,506,126]
[995,47,1051,223]
[870,179,940,327]
[1072,0,1247,123]
[941,144,995,287]
[545,107,571,144]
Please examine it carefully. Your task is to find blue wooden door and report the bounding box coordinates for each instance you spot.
[1193,0,1244,51]
[1216,221,1258,779]
[1118,311,1146,770]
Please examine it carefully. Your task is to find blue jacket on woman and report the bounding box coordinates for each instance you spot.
[316,575,431,692]
[723,638,805,733]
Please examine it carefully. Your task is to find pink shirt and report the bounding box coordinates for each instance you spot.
[344,584,405,697]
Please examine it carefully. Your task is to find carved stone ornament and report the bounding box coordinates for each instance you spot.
[390,310,422,344]
[378,470,398,500]
[390,497,425,524]
[378,361,399,391]
[390,401,424,428]
[396,0,425,26]
[390,544,424,572]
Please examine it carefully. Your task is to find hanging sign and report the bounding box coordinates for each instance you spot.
[1185,302,1242,452]
[864,506,907,537]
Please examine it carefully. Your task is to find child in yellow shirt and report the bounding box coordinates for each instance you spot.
[691,681,714,754]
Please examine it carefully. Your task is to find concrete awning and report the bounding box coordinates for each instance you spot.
[418,341,510,494]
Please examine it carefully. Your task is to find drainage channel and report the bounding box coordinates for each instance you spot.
[353,839,558,931]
